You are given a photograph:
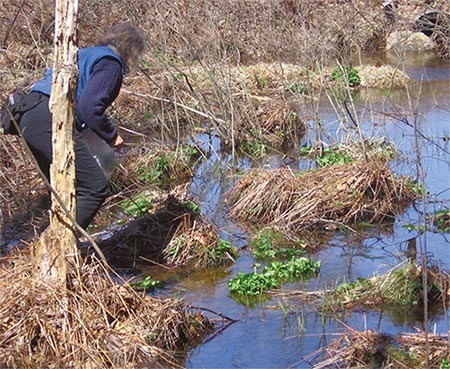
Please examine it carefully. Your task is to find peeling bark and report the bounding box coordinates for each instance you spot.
[37,0,79,285]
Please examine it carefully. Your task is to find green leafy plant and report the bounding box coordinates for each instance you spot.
[316,148,352,167]
[185,200,201,215]
[229,257,320,296]
[209,239,239,263]
[264,258,320,280]
[229,271,279,296]
[86,223,98,232]
[255,74,270,88]
[137,155,169,183]
[121,192,153,216]
[283,82,308,94]
[139,59,152,69]
[403,223,419,231]
[402,223,425,232]
[242,138,269,158]
[330,65,360,87]
[441,357,450,369]
[130,276,164,291]
[300,146,352,167]
[181,144,201,162]
[434,209,450,233]
[251,227,305,259]
[406,179,427,196]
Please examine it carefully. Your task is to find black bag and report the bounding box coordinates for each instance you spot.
[1,91,43,135]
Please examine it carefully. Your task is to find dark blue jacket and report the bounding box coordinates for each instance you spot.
[31,46,123,100]
[31,46,124,143]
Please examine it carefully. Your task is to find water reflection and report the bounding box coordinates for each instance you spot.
[166,53,450,369]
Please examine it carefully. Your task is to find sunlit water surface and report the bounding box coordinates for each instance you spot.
[145,52,449,369]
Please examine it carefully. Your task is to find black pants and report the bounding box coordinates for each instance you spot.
[19,93,110,229]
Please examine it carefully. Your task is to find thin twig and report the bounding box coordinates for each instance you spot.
[2,0,28,48]
[4,105,107,262]
[189,305,238,323]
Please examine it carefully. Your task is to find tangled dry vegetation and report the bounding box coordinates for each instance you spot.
[330,261,450,310]
[312,328,450,369]
[0,249,210,369]
[111,139,199,192]
[114,59,410,153]
[0,1,448,368]
[1,0,444,151]
[114,61,310,150]
[0,135,46,238]
[228,158,416,233]
[95,195,236,270]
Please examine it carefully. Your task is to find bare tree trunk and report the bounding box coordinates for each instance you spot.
[37,0,79,285]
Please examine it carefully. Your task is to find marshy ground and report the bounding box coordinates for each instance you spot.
[1,1,449,368]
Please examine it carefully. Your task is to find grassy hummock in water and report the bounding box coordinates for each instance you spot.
[329,262,449,309]
[250,227,306,259]
[433,209,450,233]
[311,328,450,369]
[299,138,397,168]
[163,218,238,269]
[228,157,415,233]
[228,257,320,296]
[112,141,201,191]
[99,195,237,270]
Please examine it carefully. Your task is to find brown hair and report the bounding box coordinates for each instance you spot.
[95,23,145,73]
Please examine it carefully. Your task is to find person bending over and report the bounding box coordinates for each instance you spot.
[19,23,145,229]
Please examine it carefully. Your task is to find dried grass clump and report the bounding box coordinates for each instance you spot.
[185,62,315,94]
[0,248,208,369]
[163,215,237,269]
[331,262,450,309]
[239,98,306,149]
[112,140,196,192]
[240,63,315,91]
[0,135,45,222]
[228,159,415,232]
[356,65,410,89]
[97,196,235,270]
[312,328,450,369]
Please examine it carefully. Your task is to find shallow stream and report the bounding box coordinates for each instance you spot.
[145,51,449,369]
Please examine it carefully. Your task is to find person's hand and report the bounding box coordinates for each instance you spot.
[111,134,124,148]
